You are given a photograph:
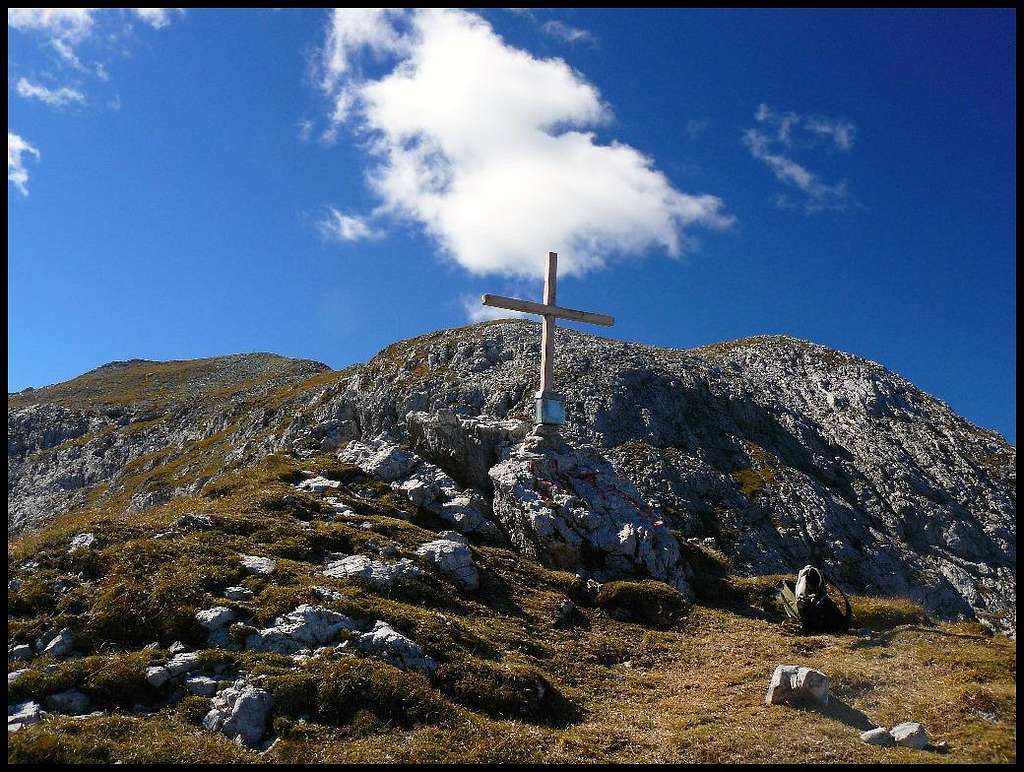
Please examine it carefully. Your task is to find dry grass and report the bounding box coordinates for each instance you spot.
[7,453,1016,764]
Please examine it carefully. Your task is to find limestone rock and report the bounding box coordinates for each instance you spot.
[68,532,96,551]
[203,680,273,748]
[861,726,894,746]
[355,621,437,673]
[224,586,254,602]
[239,555,276,576]
[765,665,830,707]
[416,536,480,591]
[185,675,220,697]
[297,475,340,493]
[146,666,171,687]
[8,700,46,732]
[322,554,422,588]
[165,652,200,677]
[890,721,929,749]
[246,604,363,655]
[39,627,74,658]
[196,606,237,630]
[9,643,33,661]
[489,439,692,596]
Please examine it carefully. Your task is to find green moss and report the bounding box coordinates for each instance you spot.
[597,580,689,629]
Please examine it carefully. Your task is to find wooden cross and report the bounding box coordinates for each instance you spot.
[482,251,614,424]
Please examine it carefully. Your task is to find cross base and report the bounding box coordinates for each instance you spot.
[535,390,566,426]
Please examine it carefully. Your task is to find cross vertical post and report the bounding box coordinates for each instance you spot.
[539,252,557,396]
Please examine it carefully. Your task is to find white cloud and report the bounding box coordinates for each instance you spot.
[744,103,856,212]
[8,8,182,89]
[132,8,182,29]
[317,8,732,279]
[541,20,596,46]
[15,77,86,108]
[8,132,41,196]
[318,207,378,242]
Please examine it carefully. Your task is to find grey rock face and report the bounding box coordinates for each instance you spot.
[322,554,423,588]
[416,536,480,591]
[203,680,274,748]
[765,665,830,707]
[8,323,1016,633]
[338,434,501,539]
[224,586,254,602]
[195,606,236,630]
[890,721,929,749]
[185,675,220,697]
[39,627,73,658]
[9,643,33,661]
[490,435,692,596]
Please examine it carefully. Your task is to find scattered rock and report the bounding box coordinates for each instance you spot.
[168,641,189,655]
[195,606,237,630]
[9,643,33,661]
[765,665,830,707]
[8,700,46,732]
[146,666,171,687]
[177,513,214,530]
[322,554,422,588]
[185,675,220,697]
[861,726,894,746]
[68,532,96,551]
[246,604,363,655]
[338,437,418,482]
[45,689,91,715]
[297,475,340,493]
[240,555,276,576]
[9,578,23,592]
[224,586,254,602]
[890,721,929,749]
[8,669,30,687]
[416,536,480,591]
[203,680,274,748]
[166,652,201,677]
[39,627,74,658]
[355,621,437,673]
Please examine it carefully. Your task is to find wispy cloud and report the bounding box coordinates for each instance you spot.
[318,207,379,242]
[8,132,41,196]
[315,9,732,279]
[540,20,597,46]
[8,9,183,85]
[461,294,530,323]
[15,77,86,108]
[744,103,856,212]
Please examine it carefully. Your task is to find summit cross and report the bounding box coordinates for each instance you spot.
[481,251,614,425]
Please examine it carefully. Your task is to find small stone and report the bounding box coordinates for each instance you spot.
[185,675,219,697]
[765,665,829,706]
[224,586,254,602]
[8,700,45,731]
[553,598,578,628]
[68,532,97,552]
[166,652,200,677]
[9,643,33,661]
[322,554,422,588]
[196,606,237,630]
[9,578,24,592]
[297,475,340,493]
[890,721,929,749]
[240,555,276,576]
[146,666,171,687]
[861,726,894,746]
[415,537,480,591]
[45,689,91,715]
[168,641,188,655]
[40,627,74,658]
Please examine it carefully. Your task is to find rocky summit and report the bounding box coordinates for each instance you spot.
[9,321,1015,633]
[6,321,1016,763]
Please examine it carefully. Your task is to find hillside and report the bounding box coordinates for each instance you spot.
[7,322,1016,763]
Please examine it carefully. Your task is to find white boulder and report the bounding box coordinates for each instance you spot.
[415,537,479,591]
[240,555,276,576]
[765,665,830,707]
[355,621,437,674]
[203,680,274,748]
[322,555,422,588]
[890,721,929,749]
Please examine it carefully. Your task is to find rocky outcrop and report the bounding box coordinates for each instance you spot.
[203,680,274,748]
[8,322,1016,632]
[490,432,693,596]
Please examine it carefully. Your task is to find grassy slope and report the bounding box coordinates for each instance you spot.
[7,453,1015,764]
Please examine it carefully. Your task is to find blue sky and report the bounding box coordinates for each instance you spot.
[7,9,1016,441]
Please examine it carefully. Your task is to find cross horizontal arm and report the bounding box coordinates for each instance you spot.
[481,293,614,327]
